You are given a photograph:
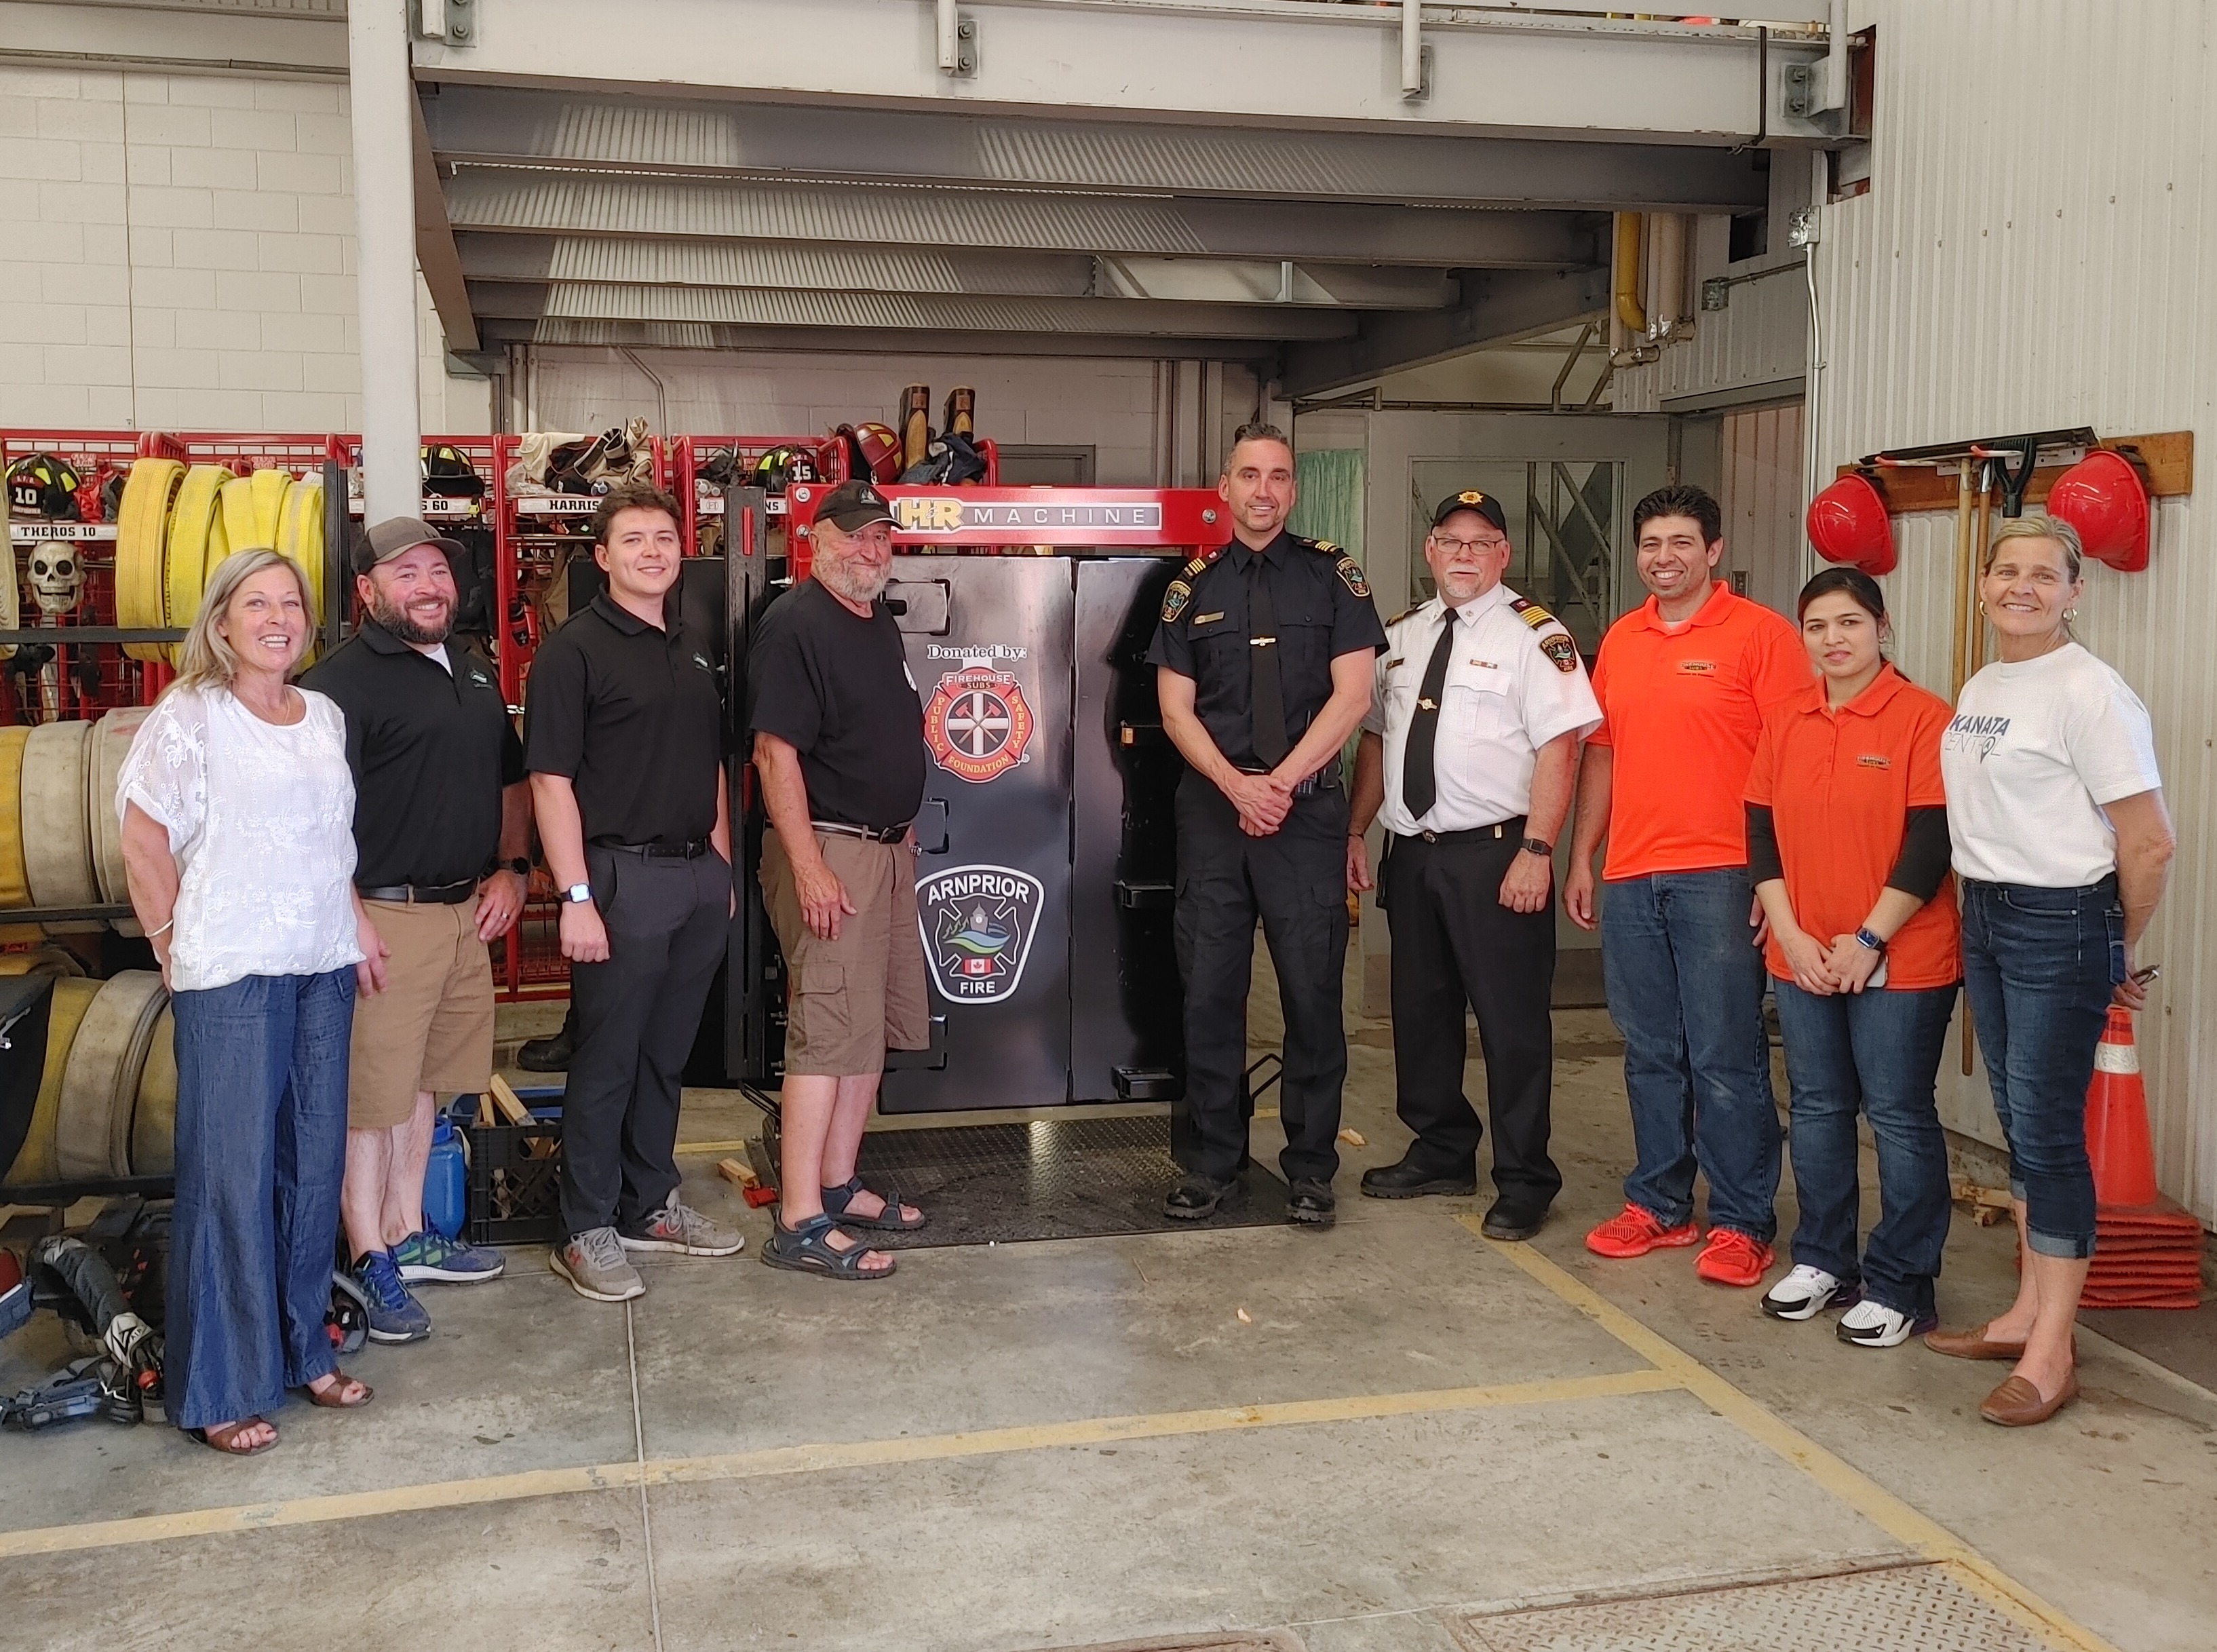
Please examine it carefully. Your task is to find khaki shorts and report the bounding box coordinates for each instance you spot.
[762,830,930,1077]
[349,896,497,1129]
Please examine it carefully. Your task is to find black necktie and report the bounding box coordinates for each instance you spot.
[1400,609,1459,820]
[1247,557,1290,766]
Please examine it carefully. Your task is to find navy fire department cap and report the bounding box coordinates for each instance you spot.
[817,479,897,532]
[1430,488,1509,535]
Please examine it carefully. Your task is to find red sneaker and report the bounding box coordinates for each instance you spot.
[1694,1228,1776,1288]
[1584,1203,1701,1259]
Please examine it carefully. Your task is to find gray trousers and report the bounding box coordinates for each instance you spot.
[558,845,729,1239]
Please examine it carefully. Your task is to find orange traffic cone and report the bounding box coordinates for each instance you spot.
[2084,1006,2159,1207]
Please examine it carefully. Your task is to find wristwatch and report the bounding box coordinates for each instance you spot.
[1854,926,1887,953]
[1520,836,1555,858]
[503,856,531,877]
[564,883,593,905]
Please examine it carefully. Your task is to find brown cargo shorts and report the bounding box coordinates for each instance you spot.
[760,830,930,1077]
[349,895,497,1129]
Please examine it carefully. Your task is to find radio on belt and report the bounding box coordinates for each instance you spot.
[723,484,1233,1115]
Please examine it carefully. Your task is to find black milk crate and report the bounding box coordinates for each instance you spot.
[459,1088,564,1247]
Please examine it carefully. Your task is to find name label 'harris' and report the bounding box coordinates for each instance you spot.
[892,498,1163,533]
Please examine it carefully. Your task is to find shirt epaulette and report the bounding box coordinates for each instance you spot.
[1387,604,1423,627]
[1509,596,1558,631]
[1159,545,1225,623]
[1294,535,1371,599]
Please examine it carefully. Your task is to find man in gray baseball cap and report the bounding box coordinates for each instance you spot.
[301,514,532,1341]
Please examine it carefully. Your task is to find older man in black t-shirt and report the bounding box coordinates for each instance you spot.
[749,479,930,1281]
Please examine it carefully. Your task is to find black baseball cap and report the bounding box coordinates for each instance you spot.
[355,515,464,577]
[1429,489,1509,534]
[817,479,896,532]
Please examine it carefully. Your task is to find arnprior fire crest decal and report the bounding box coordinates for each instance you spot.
[917,864,1044,1004]
[923,658,1036,784]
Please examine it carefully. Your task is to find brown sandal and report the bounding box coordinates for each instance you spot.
[193,1417,278,1455]
[305,1370,373,1408]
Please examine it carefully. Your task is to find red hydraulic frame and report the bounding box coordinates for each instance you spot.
[783,482,1231,579]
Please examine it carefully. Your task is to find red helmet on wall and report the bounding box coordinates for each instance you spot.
[2045,448,2149,573]
[1806,473,1896,577]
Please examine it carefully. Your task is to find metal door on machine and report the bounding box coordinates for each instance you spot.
[883,556,1073,1112]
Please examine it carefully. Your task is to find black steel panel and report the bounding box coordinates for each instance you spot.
[881,556,1075,1112]
[1071,558,1185,1102]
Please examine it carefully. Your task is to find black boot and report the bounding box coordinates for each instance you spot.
[515,1004,577,1073]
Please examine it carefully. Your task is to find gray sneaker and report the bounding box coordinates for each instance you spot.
[550,1227,646,1302]
[619,1191,744,1257]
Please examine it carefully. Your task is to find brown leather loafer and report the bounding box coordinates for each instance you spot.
[1923,1326,2027,1361]
[1979,1370,2079,1427]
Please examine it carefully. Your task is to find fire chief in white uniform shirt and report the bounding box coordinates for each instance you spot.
[1349,488,1601,1239]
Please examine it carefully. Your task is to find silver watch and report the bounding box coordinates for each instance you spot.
[564,883,593,905]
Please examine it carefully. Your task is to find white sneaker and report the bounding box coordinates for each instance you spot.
[1760,1264,1853,1322]
[1836,1299,1935,1349]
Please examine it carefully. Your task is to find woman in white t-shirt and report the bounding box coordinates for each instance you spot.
[1927,517,2174,1428]
[117,550,389,1455]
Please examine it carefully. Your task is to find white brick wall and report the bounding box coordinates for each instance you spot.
[0,65,488,438]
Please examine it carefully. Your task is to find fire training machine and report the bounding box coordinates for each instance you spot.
[723,484,1236,1116]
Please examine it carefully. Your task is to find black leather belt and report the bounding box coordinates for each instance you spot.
[812,821,908,845]
[1235,765,1339,800]
[1397,814,1526,846]
[600,839,710,860]
[360,879,476,905]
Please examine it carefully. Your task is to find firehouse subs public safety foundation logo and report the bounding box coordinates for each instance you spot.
[923,658,1036,784]
[917,864,1045,1003]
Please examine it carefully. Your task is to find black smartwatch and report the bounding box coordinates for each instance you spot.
[1521,836,1555,858]
[501,857,531,877]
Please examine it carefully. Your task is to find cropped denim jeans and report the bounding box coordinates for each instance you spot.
[166,968,355,1433]
[1959,877,2123,1261]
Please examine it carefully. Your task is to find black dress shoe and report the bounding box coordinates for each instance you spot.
[1163,1173,1243,1221]
[1358,1157,1478,1199]
[1286,1178,1336,1227]
[1480,1198,1549,1242]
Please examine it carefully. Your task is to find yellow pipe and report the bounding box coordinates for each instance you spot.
[1613,212,1647,334]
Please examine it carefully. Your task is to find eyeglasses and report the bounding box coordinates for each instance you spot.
[1431,535,1509,556]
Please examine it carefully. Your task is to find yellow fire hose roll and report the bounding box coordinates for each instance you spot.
[275,476,326,622]
[116,457,185,664]
[130,1004,177,1178]
[0,725,41,945]
[88,706,151,934]
[56,968,167,1181]
[21,721,100,934]
[166,463,233,664]
[1,974,99,1189]
[0,946,85,978]
[0,537,16,661]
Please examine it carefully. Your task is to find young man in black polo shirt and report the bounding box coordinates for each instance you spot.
[526,481,741,1303]
[750,479,929,1280]
[303,516,529,1341]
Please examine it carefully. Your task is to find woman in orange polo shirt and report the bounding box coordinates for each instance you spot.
[1743,568,1960,1349]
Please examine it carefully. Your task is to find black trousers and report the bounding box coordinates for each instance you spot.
[1173,776,1350,1184]
[559,845,730,1239]
[1381,830,1562,1209]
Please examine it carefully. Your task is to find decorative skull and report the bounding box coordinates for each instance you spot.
[27,543,85,617]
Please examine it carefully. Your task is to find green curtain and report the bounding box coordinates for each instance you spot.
[1290,448,1364,559]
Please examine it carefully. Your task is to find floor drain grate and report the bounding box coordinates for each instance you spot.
[1450,1565,2056,1651]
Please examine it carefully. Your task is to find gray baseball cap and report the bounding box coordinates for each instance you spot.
[355,516,465,577]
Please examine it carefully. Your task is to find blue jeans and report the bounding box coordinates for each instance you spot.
[1601,868,1781,1240]
[1772,978,1958,1316]
[168,968,355,1432]
[1960,877,2122,1261]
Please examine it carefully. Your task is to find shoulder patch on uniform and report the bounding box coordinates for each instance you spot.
[1510,596,1556,630]
[1539,632,1580,674]
[1161,579,1193,623]
[1333,553,1370,599]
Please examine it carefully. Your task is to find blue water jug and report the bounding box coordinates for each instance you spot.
[423,1111,468,1240]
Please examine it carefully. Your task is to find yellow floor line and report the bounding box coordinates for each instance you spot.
[672,1138,756,1157]
[0,1368,1676,1561]
[1462,1218,2124,1652]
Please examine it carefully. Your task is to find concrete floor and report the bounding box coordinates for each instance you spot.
[3,955,2215,1652]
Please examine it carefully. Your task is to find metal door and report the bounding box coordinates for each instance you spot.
[881,556,1075,1111]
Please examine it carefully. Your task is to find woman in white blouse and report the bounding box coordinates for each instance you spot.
[118,549,389,1455]
[1926,517,2174,1428]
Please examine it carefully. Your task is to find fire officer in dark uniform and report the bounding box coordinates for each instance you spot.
[1147,422,1387,1227]
[1348,489,1601,1240]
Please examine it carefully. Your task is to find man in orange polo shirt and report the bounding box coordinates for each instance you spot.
[1564,485,1810,1286]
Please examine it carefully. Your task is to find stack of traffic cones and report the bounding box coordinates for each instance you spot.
[2081,1007,2204,1310]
